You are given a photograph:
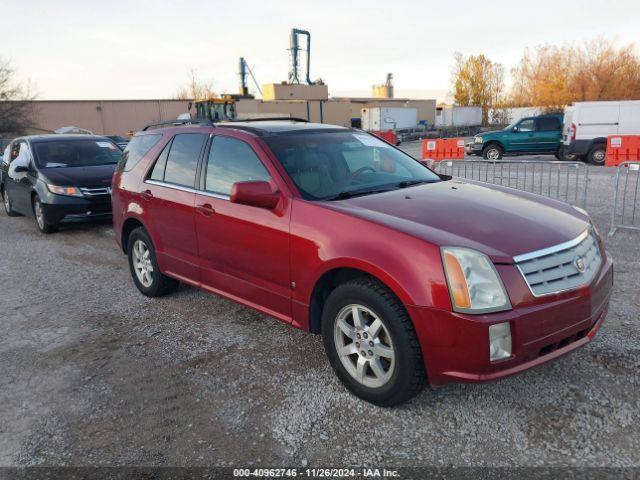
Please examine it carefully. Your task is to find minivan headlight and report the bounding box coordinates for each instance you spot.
[441,247,511,314]
[47,184,83,197]
[474,136,483,144]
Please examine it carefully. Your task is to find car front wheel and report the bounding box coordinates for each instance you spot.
[322,277,426,406]
[33,196,58,233]
[127,227,179,297]
[482,144,503,160]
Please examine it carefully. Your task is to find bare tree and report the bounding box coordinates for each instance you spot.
[174,69,217,100]
[0,59,36,136]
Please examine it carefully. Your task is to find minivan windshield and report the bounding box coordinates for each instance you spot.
[264,131,441,200]
[33,139,122,169]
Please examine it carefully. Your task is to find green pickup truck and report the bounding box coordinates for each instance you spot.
[466,114,572,160]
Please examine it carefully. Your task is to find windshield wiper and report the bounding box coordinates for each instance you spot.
[324,187,395,201]
[395,179,434,188]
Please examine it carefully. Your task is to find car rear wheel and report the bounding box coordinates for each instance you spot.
[33,196,58,233]
[127,227,179,297]
[2,187,20,217]
[556,146,578,161]
[587,144,606,165]
[482,144,503,160]
[321,277,426,406]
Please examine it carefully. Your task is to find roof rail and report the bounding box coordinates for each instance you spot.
[230,117,310,123]
[141,118,214,131]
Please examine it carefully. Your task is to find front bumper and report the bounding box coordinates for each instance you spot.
[465,142,483,155]
[42,195,112,224]
[408,252,614,386]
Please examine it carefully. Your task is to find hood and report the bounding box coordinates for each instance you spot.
[39,164,115,188]
[323,180,589,263]
[478,129,506,139]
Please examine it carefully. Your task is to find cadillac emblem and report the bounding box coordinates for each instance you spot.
[574,256,586,273]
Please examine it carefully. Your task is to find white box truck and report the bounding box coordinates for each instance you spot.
[436,106,482,127]
[361,107,418,131]
[563,100,640,164]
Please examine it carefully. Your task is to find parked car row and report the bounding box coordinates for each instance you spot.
[1,119,613,406]
[467,100,640,164]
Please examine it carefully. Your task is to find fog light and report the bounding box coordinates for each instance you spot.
[489,322,512,361]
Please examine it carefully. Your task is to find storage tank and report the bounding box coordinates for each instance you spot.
[361,107,418,131]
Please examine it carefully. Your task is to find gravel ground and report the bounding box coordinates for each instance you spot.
[0,144,638,469]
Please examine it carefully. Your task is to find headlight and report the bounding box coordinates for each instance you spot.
[474,136,483,144]
[441,247,511,314]
[47,184,83,197]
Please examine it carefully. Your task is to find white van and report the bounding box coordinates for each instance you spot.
[563,100,640,164]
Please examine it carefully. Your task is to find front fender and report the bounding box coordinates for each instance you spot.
[291,200,451,313]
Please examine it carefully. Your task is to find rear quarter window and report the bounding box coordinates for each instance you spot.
[538,117,561,131]
[118,134,162,172]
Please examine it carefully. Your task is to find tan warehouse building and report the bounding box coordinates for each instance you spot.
[11,93,436,137]
[21,99,192,136]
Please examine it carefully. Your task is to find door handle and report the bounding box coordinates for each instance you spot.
[141,189,153,200]
[196,203,215,216]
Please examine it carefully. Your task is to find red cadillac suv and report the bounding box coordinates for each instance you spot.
[112,119,613,406]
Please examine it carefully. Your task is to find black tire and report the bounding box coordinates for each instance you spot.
[482,143,503,160]
[33,196,58,233]
[2,187,20,217]
[321,277,426,407]
[127,226,179,297]
[587,144,606,165]
[556,145,578,162]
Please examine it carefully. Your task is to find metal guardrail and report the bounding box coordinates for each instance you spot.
[609,162,640,236]
[430,160,589,208]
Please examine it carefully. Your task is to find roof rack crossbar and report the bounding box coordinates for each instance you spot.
[141,119,214,131]
[231,117,310,123]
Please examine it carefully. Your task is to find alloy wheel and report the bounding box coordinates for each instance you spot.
[132,239,154,288]
[593,150,605,163]
[487,148,500,160]
[3,190,10,213]
[34,200,45,229]
[333,304,396,388]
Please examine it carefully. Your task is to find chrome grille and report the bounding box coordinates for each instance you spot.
[80,186,112,198]
[515,230,602,296]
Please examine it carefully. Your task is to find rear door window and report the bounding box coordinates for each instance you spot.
[204,136,270,195]
[151,133,207,188]
[537,117,561,132]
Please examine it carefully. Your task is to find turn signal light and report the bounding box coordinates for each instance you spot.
[443,251,472,309]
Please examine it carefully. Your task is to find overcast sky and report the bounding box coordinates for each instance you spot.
[3,0,640,102]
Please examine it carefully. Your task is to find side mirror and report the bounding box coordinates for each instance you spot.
[230,181,280,210]
[13,165,30,173]
[512,126,519,132]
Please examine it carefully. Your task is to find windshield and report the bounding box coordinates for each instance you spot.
[264,131,441,200]
[33,139,122,168]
